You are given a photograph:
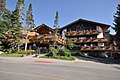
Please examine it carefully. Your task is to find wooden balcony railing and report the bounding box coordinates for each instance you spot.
[76,39,84,43]
[71,38,108,44]
[65,30,99,37]
[91,38,99,43]
[77,31,84,36]
[92,30,99,35]
[84,38,91,43]
[100,38,108,42]
[80,46,112,51]
[70,31,77,36]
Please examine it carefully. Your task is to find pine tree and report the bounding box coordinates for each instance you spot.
[52,11,59,47]
[54,11,59,35]
[11,0,24,28]
[0,0,6,19]
[2,9,11,28]
[4,0,25,52]
[26,3,35,31]
[113,4,120,49]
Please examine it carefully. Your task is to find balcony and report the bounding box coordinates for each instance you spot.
[69,31,77,36]
[71,38,108,44]
[76,39,84,43]
[91,38,99,43]
[65,30,99,37]
[76,31,84,36]
[80,46,112,51]
[84,38,91,43]
[92,30,99,35]
[80,46,91,51]
[85,30,91,35]
[99,38,108,43]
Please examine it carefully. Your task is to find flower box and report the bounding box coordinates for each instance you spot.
[77,31,84,35]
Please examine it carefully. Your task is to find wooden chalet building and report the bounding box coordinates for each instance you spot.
[20,24,65,53]
[20,18,115,54]
[60,19,113,52]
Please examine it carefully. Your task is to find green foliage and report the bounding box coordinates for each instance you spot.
[112,4,120,49]
[0,0,25,52]
[58,47,71,57]
[16,50,35,55]
[48,46,72,58]
[1,27,23,52]
[0,0,6,19]
[48,47,58,57]
[11,0,25,28]
[0,9,11,36]
[0,53,23,57]
[2,9,11,22]
[71,52,80,56]
[0,20,8,34]
[26,3,35,31]
[65,39,74,49]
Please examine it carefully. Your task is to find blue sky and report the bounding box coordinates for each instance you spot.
[6,0,119,34]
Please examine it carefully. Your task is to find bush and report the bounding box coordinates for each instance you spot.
[16,50,35,55]
[58,48,71,57]
[65,39,74,49]
[48,47,58,57]
[0,53,23,57]
[71,52,80,56]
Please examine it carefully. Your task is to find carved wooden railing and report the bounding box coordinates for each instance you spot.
[65,30,99,37]
[80,46,112,51]
[71,38,108,43]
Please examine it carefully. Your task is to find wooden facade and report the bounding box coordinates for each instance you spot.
[20,19,115,52]
[20,24,66,51]
[60,19,112,52]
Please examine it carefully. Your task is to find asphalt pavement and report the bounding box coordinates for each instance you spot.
[0,56,120,80]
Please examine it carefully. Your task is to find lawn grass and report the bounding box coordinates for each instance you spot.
[0,53,23,57]
[39,56,75,61]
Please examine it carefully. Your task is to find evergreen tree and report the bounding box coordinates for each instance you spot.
[2,9,11,28]
[11,0,24,28]
[0,9,11,50]
[112,4,120,49]
[53,11,59,47]
[2,0,25,52]
[54,11,59,35]
[0,0,6,19]
[0,9,11,36]
[26,3,35,31]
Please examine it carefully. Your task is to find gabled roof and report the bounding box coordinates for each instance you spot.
[61,18,110,30]
[34,24,53,31]
[34,24,54,35]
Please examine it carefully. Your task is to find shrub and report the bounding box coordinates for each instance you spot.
[65,39,74,49]
[71,52,80,56]
[0,53,23,57]
[16,50,35,55]
[48,47,58,57]
[58,48,71,57]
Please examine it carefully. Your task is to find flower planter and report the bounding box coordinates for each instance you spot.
[101,38,108,42]
[77,32,84,36]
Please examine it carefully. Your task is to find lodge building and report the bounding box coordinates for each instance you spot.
[21,18,114,53]
[60,19,113,52]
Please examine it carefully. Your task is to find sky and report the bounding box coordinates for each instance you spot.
[6,0,119,34]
